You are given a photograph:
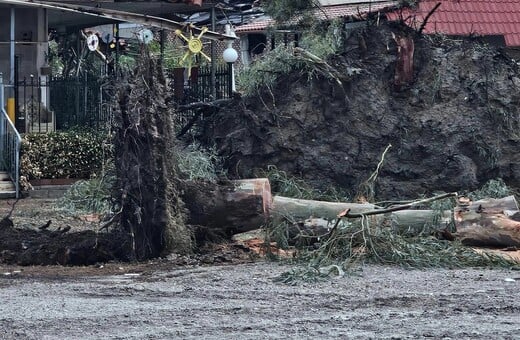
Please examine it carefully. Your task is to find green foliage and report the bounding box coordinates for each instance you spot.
[429,195,456,230]
[237,20,345,96]
[364,230,515,268]
[258,165,349,201]
[263,0,316,22]
[148,40,186,71]
[57,175,114,214]
[298,19,344,59]
[274,266,332,285]
[468,178,512,201]
[276,220,519,284]
[118,54,137,71]
[237,46,305,96]
[21,129,108,180]
[47,40,64,75]
[274,179,518,284]
[176,144,225,182]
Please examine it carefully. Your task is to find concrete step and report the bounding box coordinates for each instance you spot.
[0,172,17,199]
[0,191,16,199]
[0,181,15,191]
[0,171,11,181]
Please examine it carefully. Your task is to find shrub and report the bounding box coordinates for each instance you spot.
[236,20,345,97]
[57,175,114,214]
[21,128,109,180]
[176,143,225,182]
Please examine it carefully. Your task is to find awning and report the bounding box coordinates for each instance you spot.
[0,0,236,40]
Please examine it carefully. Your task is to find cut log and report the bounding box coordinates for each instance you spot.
[454,195,520,247]
[181,178,271,241]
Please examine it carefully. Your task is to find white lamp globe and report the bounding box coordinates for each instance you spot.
[223,47,238,63]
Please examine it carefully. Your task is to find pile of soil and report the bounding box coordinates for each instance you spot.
[199,22,520,199]
[0,198,258,266]
[0,199,127,266]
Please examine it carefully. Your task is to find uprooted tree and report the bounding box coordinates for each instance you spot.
[0,53,194,265]
[113,53,192,260]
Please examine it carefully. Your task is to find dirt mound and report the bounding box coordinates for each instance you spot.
[199,23,520,199]
[0,199,261,266]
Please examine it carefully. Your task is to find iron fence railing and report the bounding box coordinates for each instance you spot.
[14,64,232,135]
[170,64,232,134]
[171,64,232,105]
[0,74,21,198]
[15,75,111,133]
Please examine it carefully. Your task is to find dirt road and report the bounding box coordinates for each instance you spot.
[0,262,518,339]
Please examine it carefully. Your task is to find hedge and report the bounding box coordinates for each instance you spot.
[21,129,109,180]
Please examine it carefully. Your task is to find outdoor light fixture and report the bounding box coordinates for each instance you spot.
[222,46,238,63]
[223,24,238,97]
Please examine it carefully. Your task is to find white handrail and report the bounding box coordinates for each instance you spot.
[0,74,22,198]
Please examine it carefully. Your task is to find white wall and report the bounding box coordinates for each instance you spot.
[0,7,48,83]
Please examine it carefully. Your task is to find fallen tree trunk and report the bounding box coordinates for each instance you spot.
[182,178,272,242]
[182,178,519,249]
[271,196,375,220]
[454,196,520,247]
[184,181,455,241]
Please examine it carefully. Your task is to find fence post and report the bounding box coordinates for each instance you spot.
[0,73,5,162]
[227,62,233,98]
[0,73,4,108]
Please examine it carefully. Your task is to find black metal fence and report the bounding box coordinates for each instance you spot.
[14,64,232,134]
[170,64,232,135]
[15,75,111,133]
[49,76,111,130]
[171,64,232,105]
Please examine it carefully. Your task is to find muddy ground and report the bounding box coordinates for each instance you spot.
[0,198,519,339]
[0,198,257,266]
[0,262,519,339]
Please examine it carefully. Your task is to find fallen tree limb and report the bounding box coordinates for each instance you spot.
[176,111,203,138]
[418,2,442,35]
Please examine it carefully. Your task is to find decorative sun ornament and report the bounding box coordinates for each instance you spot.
[175,24,211,77]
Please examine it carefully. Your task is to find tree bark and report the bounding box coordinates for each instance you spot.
[182,177,519,250]
[454,195,520,247]
[114,56,191,260]
[186,183,455,240]
[182,179,271,242]
[390,210,452,234]
[271,196,376,220]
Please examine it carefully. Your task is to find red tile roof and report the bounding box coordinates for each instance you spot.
[235,19,274,33]
[235,1,398,33]
[388,0,520,47]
